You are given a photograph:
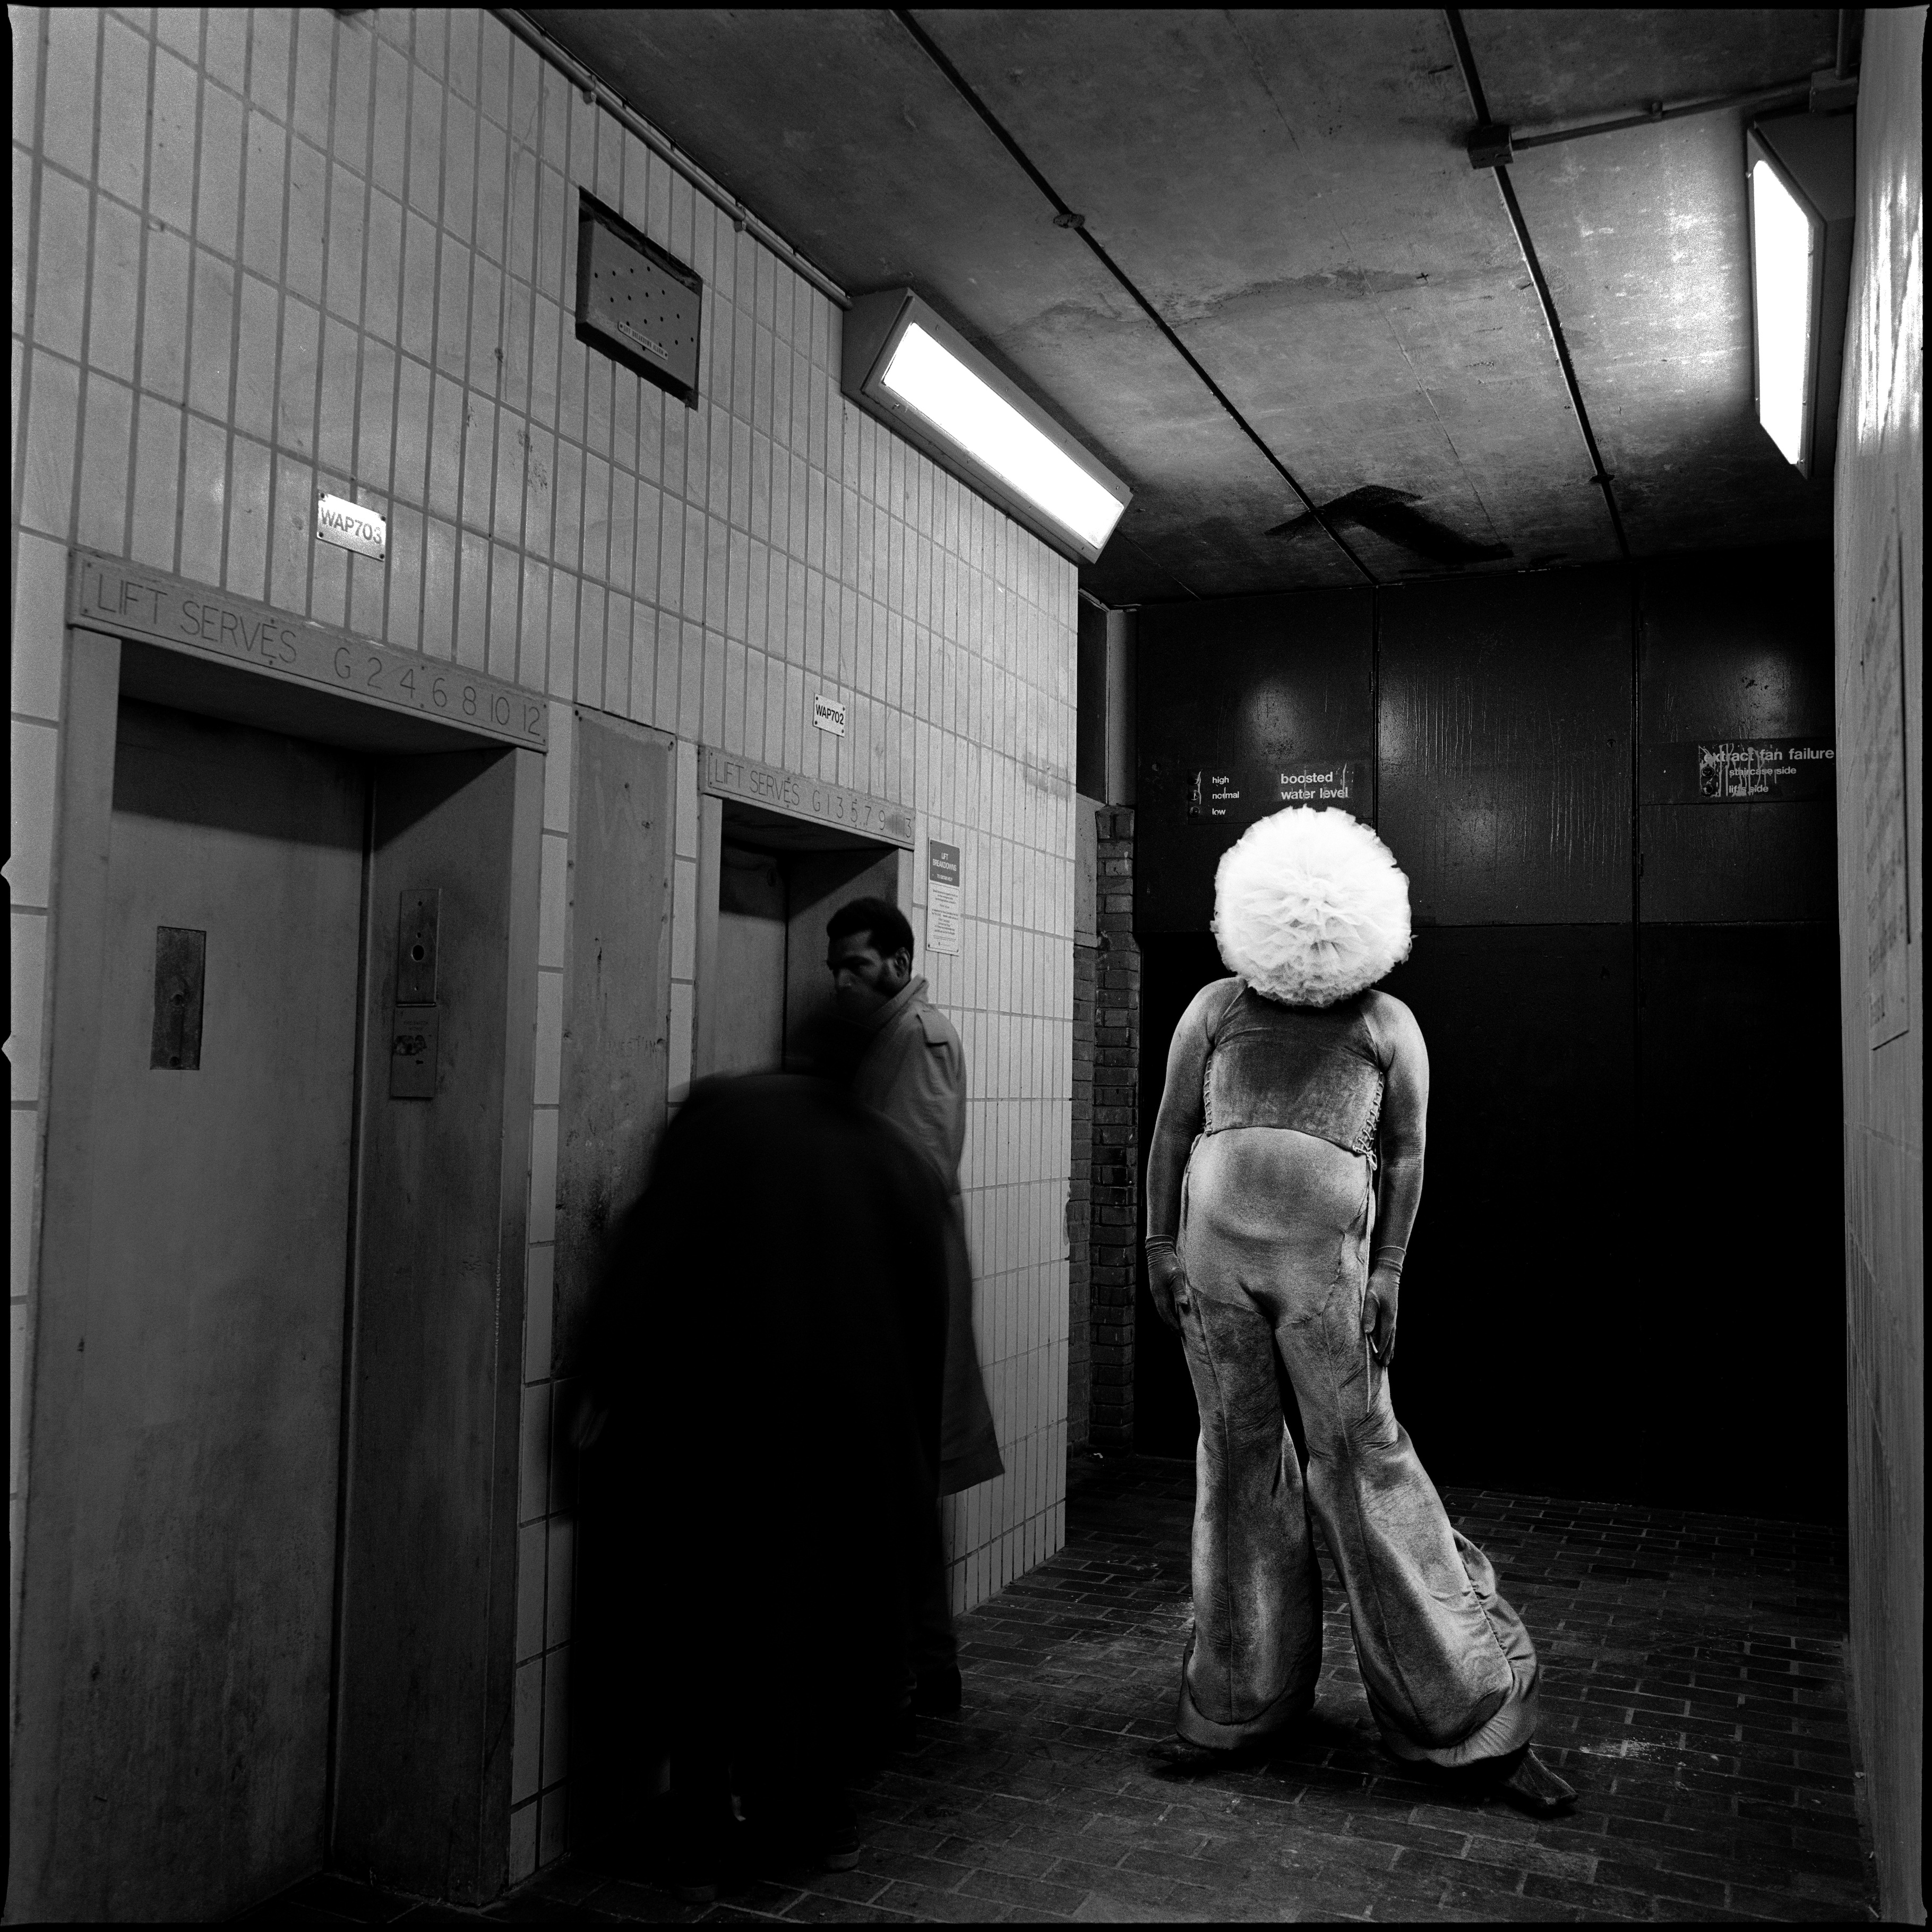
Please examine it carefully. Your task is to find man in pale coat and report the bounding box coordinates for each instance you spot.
[827,896,1002,1714]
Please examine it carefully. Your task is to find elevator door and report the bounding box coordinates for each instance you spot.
[702,819,903,1082]
[51,699,365,1918]
[714,844,788,1074]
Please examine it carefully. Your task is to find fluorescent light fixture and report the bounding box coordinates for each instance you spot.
[881,324,1125,552]
[1749,153,1818,465]
[1745,115,1856,478]
[842,291,1130,564]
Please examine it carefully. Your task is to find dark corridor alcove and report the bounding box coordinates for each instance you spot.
[1131,546,1844,1525]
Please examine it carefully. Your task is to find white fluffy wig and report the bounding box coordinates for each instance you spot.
[1212,807,1413,1008]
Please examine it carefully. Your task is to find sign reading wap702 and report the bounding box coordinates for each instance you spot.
[68,549,547,751]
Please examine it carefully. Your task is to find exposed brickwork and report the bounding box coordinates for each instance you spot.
[1067,940,1096,1449]
[1088,809,1139,1451]
[264,1457,1876,1923]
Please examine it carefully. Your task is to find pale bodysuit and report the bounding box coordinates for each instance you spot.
[1146,977,1539,1763]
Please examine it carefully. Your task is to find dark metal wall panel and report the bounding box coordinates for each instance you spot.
[1129,553,1843,1521]
[1135,590,1373,933]
[1633,924,1845,1523]
[1378,567,1632,925]
[1376,926,1638,1504]
[1638,546,1837,923]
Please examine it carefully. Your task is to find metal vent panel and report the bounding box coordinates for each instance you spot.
[575,194,703,404]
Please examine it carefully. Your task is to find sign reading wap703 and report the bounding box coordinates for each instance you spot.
[316,492,386,560]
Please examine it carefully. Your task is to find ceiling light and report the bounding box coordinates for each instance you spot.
[1749,153,1818,464]
[843,290,1130,564]
[1746,114,1856,478]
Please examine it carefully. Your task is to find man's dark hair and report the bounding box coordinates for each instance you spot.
[826,895,914,961]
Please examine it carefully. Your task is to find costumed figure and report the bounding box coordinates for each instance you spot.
[1144,807,1574,1815]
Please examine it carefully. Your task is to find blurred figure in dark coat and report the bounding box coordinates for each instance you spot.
[569,1073,950,1898]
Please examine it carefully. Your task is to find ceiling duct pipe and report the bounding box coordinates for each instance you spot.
[1467,78,1818,168]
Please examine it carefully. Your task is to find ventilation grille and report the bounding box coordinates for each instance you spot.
[575,192,703,406]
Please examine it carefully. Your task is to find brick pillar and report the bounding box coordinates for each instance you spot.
[1089,807,1139,1449]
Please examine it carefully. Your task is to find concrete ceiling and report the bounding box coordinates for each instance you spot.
[541,8,1842,604]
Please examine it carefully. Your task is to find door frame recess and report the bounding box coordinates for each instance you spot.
[690,745,915,1079]
[8,555,548,1918]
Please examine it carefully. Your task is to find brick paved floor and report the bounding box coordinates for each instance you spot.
[251,1454,1877,1925]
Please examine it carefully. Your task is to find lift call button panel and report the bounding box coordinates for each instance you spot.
[390,888,441,1101]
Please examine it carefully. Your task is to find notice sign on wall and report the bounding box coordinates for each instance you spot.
[926,840,962,956]
[812,692,847,736]
[315,492,387,560]
[1695,740,1836,801]
[699,746,913,846]
[1185,758,1368,823]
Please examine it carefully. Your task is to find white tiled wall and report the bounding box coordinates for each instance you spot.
[10,5,1077,1881]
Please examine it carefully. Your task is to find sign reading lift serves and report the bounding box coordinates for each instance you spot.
[68,549,547,750]
[700,747,913,847]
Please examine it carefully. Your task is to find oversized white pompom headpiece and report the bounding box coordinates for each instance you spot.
[1212,807,1413,1008]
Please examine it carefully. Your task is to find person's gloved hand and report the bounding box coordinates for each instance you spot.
[1361,1267,1401,1367]
[1146,1243,1190,1330]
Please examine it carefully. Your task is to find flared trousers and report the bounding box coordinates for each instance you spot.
[1174,1131,1538,1764]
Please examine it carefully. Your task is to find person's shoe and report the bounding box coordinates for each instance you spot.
[1148,1734,1269,1773]
[1495,1746,1577,1816]
[652,1797,737,1902]
[912,1666,963,1716]
[816,1815,862,1872]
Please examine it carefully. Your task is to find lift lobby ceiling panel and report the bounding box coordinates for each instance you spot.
[538,8,1841,604]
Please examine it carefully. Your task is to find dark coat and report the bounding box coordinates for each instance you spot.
[570,1075,950,1831]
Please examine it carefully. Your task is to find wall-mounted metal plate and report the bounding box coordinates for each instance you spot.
[150,926,207,1070]
[395,888,441,1005]
[576,192,702,407]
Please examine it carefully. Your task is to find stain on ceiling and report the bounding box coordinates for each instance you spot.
[538,8,1842,604]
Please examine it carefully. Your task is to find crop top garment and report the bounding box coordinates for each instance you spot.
[1201,983,1384,1151]
[1145,978,1425,1275]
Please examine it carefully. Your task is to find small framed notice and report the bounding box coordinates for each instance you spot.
[926,840,961,956]
[1183,757,1368,822]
